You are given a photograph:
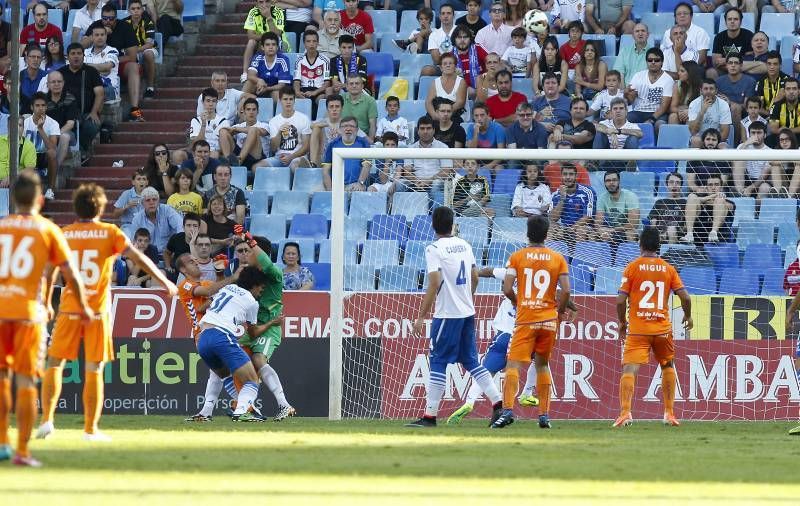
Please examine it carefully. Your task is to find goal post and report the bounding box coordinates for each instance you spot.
[329,147,800,421]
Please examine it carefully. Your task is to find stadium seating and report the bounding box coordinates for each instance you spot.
[761,268,786,296]
[344,216,369,241]
[256,98,274,122]
[318,239,358,264]
[488,194,512,218]
[680,266,716,295]
[361,239,400,267]
[349,192,388,218]
[288,214,328,241]
[742,243,782,272]
[777,222,800,250]
[656,125,691,148]
[277,98,311,118]
[369,214,409,243]
[364,52,396,89]
[0,189,8,217]
[492,217,527,242]
[370,10,398,35]
[512,78,533,96]
[594,266,623,294]
[378,36,407,62]
[417,76,436,101]
[486,241,525,266]
[251,214,287,240]
[271,191,310,216]
[232,166,247,190]
[621,171,655,196]
[254,166,290,195]
[573,241,613,267]
[546,240,570,257]
[345,265,377,291]
[730,197,756,226]
[391,192,429,219]
[736,220,774,250]
[638,123,656,149]
[306,263,331,291]
[493,169,521,195]
[705,242,739,273]
[408,215,434,241]
[759,13,794,37]
[785,245,798,268]
[758,199,798,226]
[403,240,428,268]
[570,260,595,294]
[310,191,345,220]
[455,217,490,249]
[380,265,421,291]
[718,268,760,295]
[655,0,680,12]
[478,276,502,294]
[293,168,325,193]
[277,238,315,263]
[614,242,640,267]
[640,13,675,42]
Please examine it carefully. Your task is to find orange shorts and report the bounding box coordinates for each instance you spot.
[622,332,675,365]
[0,320,46,377]
[49,312,113,363]
[507,320,558,362]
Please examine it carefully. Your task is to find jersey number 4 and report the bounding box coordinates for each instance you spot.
[639,280,666,310]
[523,268,551,300]
[0,234,34,278]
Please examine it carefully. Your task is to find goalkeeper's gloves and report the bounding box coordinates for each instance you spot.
[233,224,257,248]
[213,254,229,273]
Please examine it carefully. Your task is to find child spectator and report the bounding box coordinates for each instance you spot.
[559,20,586,75]
[402,7,433,54]
[452,159,494,217]
[189,87,229,160]
[501,27,533,78]
[375,96,410,145]
[327,34,367,96]
[369,131,399,194]
[512,164,552,217]
[167,168,203,215]
[113,168,149,226]
[589,70,624,120]
[244,32,293,101]
[293,29,330,105]
[218,97,269,169]
[740,95,767,142]
[126,228,161,287]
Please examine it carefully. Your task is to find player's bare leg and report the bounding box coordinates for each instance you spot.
[13,372,41,466]
[0,368,12,460]
[533,354,553,428]
[81,360,112,441]
[614,363,639,428]
[661,360,679,426]
[37,357,67,439]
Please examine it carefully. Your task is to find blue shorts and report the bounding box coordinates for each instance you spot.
[197,327,251,373]
[429,316,480,370]
[482,332,511,374]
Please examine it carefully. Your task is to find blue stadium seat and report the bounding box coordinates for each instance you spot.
[408,215,434,241]
[621,171,655,196]
[614,242,640,267]
[640,13,675,43]
[546,240,570,257]
[573,241,613,267]
[0,189,8,217]
[785,245,798,268]
[318,239,358,264]
[656,124,691,148]
[398,54,432,86]
[455,217,490,248]
[718,12,755,32]
[704,242,739,273]
[377,36,406,62]
[742,243,782,271]
[391,192,429,219]
[270,190,309,216]
[345,216,369,241]
[761,268,786,295]
[718,268,760,295]
[417,75,436,101]
[656,0,680,12]
[361,239,400,267]
[589,171,606,194]
[488,194,512,218]
[403,240,428,267]
[349,192,388,217]
[250,214,287,240]
[759,13,794,38]
[345,265,377,291]
[305,262,331,290]
[638,195,655,224]
[492,217,527,243]
[247,190,269,217]
[292,168,325,192]
[277,98,311,118]
[736,219,774,250]
[692,13,714,39]
[369,10,398,35]
[379,265,421,292]
[777,221,799,250]
[493,169,521,195]
[364,52,395,87]
[570,260,594,294]
[288,213,328,240]
[640,158,676,175]
[315,98,327,120]
[511,78,533,96]
[486,241,525,266]
[637,122,656,148]
[277,238,315,264]
[594,267,623,294]
[679,266,717,295]
[660,243,696,256]
[310,191,348,220]
[253,166,290,195]
[231,166,247,190]
[369,214,409,243]
[758,198,797,226]
[730,197,756,226]
[256,97,274,122]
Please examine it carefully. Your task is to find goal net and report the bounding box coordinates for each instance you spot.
[329,147,800,422]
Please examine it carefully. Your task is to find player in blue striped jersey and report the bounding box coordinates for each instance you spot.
[407,206,503,428]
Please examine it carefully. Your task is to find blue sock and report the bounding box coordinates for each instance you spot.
[223,376,237,399]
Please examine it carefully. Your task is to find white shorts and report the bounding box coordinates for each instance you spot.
[137,47,159,62]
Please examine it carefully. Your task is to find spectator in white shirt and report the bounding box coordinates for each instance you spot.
[660,2,710,66]
[396,116,453,193]
[662,25,699,80]
[186,88,230,160]
[421,4,457,76]
[625,47,674,131]
[83,24,119,104]
[512,164,552,217]
[475,2,513,57]
[72,0,102,43]
[196,71,254,124]
[688,78,732,148]
[23,92,60,199]
[376,96,410,145]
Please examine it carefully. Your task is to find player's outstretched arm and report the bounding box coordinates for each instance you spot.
[413,270,440,335]
[675,288,693,331]
[124,246,179,297]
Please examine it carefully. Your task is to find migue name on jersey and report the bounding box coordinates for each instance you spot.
[445,244,467,254]
[64,229,109,240]
[638,263,666,273]
[525,252,552,261]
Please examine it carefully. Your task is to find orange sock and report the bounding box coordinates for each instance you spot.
[83,371,103,434]
[0,377,10,446]
[502,367,519,409]
[661,367,676,416]
[619,372,635,416]
[16,386,36,458]
[40,367,62,424]
[537,371,552,415]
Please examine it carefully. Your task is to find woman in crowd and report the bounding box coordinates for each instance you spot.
[532,38,568,95]
[475,52,503,102]
[424,52,467,119]
[511,164,553,217]
[281,241,315,290]
[142,143,180,197]
[574,41,606,100]
[668,60,703,125]
[200,194,237,255]
[43,36,65,73]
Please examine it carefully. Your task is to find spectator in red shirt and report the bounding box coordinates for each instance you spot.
[485,70,527,126]
[451,24,487,90]
[558,20,585,71]
[19,3,63,55]
[784,244,800,296]
[339,0,373,52]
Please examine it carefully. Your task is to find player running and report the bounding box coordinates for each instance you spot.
[406,206,503,428]
[37,183,178,442]
[492,216,570,429]
[176,252,242,422]
[447,267,577,424]
[196,266,271,421]
[233,229,295,421]
[614,226,692,428]
[0,172,92,467]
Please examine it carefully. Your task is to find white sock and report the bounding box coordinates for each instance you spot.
[464,379,483,406]
[233,381,259,415]
[425,371,446,417]
[521,363,538,397]
[199,372,223,417]
[470,366,501,404]
[258,364,289,406]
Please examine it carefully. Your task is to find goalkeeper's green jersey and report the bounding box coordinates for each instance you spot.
[256,250,284,322]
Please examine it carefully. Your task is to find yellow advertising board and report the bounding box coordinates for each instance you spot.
[672,295,795,340]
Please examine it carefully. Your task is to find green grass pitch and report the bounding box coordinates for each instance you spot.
[1,415,799,505]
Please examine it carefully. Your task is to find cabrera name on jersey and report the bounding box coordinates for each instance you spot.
[200,284,259,336]
[425,236,477,319]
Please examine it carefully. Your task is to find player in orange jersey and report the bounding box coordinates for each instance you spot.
[0,171,92,467]
[492,215,570,429]
[175,251,243,421]
[614,226,693,428]
[36,183,178,442]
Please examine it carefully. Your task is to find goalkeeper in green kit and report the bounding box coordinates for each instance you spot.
[234,224,296,421]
